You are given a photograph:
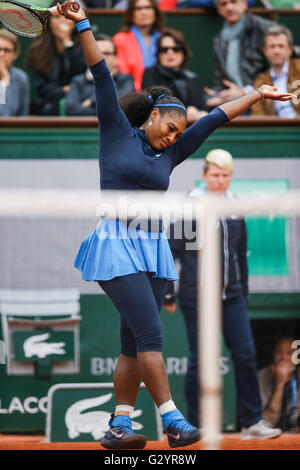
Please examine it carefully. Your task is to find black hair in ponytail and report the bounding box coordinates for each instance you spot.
[119,86,187,128]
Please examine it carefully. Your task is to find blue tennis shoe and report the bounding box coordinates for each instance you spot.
[163,410,200,448]
[101,414,147,449]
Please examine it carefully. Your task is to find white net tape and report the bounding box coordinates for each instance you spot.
[1,189,300,218]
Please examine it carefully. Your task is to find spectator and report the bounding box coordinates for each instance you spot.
[66,34,134,116]
[205,0,274,108]
[0,29,29,116]
[113,0,165,91]
[26,12,86,115]
[142,29,207,122]
[252,26,300,117]
[259,337,300,432]
[163,149,282,439]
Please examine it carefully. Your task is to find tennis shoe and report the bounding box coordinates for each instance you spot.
[164,410,200,448]
[101,414,147,449]
[241,419,282,440]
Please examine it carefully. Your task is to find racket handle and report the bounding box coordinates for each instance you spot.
[49,3,80,14]
[71,2,80,11]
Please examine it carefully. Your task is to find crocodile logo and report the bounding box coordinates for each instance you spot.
[23,333,66,359]
[65,394,143,440]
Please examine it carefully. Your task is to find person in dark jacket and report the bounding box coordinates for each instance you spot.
[205,0,274,108]
[164,149,282,439]
[66,34,135,116]
[142,29,207,122]
[26,10,86,115]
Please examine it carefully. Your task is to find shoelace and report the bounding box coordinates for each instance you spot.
[109,414,135,434]
[169,417,196,433]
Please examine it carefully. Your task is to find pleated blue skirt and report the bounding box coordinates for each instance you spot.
[73,218,179,281]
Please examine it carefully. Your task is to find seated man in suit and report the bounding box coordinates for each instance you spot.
[252,25,300,117]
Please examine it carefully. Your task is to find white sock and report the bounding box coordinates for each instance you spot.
[115,405,134,417]
[158,400,177,416]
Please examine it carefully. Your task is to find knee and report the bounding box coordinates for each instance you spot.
[120,327,137,358]
[136,330,163,353]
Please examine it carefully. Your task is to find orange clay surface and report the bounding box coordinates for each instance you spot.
[0,433,300,450]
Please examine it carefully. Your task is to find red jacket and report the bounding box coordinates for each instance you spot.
[158,0,178,8]
[113,31,144,91]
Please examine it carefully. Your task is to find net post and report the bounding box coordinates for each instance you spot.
[198,200,222,450]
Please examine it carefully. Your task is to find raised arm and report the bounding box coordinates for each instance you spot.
[172,84,296,168]
[219,85,296,121]
[57,2,103,66]
[57,2,132,137]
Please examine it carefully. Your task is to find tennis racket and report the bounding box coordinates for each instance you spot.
[0,1,80,38]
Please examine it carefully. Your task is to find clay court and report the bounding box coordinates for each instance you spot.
[1,433,300,451]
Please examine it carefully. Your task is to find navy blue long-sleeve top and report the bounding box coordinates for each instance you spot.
[90,59,229,191]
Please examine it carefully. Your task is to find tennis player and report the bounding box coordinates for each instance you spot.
[58,1,295,450]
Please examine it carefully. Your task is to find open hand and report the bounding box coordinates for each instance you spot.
[57,1,86,22]
[204,86,225,107]
[219,79,244,101]
[258,85,296,101]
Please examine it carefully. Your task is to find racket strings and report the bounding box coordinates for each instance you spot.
[0,1,43,37]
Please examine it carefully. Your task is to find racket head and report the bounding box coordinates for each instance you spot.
[0,1,45,38]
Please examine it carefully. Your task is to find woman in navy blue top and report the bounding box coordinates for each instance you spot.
[59,2,295,450]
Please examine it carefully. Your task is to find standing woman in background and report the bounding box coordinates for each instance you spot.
[113,0,164,91]
[58,1,295,451]
[26,8,86,115]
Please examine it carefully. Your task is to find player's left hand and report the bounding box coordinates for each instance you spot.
[258,85,296,102]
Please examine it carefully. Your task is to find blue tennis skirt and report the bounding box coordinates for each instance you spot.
[73,218,179,281]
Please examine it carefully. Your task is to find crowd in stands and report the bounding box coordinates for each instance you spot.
[0,0,299,118]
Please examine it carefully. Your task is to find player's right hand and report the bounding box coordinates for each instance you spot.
[57,1,86,23]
